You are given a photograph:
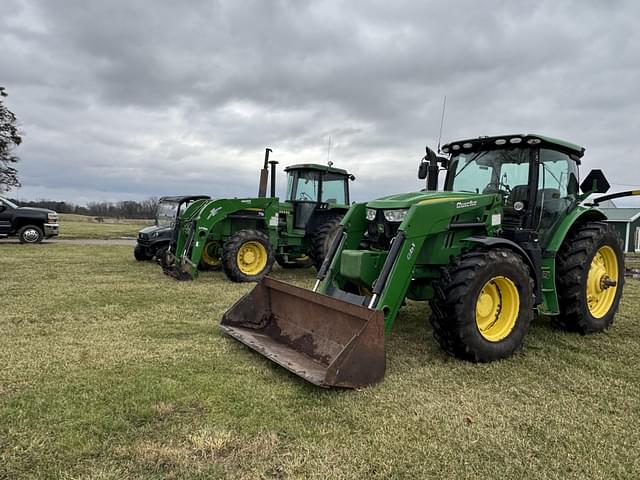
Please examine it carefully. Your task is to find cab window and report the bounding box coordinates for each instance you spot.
[321,173,348,204]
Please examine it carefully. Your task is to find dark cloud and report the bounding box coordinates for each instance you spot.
[2,0,639,205]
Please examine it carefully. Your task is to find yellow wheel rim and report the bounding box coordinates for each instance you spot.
[586,245,619,319]
[201,242,221,267]
[237,241,268,275]
[476,276,520,342]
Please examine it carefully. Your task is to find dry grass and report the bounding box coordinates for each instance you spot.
[1,244,639,479]
[58,214,153,239]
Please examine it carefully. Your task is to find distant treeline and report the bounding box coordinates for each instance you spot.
[9,197,159,219]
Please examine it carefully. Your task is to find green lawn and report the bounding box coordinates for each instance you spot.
[1,245,639,479]
[58,214,153,239]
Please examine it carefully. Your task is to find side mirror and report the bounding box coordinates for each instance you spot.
[418,161,428,179]
[580,169,610,194]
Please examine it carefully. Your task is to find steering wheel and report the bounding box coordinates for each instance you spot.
[484,182,511,195]
[298,192,313,201]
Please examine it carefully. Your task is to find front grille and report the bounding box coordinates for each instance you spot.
[366,210,400,249]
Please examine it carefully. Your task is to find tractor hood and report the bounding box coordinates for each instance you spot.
[138,224,173,238]
[366,190,482,209]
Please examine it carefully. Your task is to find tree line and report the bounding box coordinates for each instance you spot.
[8,197,160,219]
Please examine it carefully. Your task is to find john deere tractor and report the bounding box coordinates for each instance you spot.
[163,149,355,281]
[221,133,629,388]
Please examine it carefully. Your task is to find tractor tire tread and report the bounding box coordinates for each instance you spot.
[221,229,275,283]
[430,249,534,362]
[554,221,624,333]
[310,213,344,269]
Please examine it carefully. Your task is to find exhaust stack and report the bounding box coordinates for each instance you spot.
[258,148,272,197]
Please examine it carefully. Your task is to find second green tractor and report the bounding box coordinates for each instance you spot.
[163,149,355,282]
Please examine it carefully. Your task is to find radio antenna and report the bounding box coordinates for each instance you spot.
[437,96,447,154]
[327,136,333,166]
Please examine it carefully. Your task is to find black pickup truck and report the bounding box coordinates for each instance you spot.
[0,196,59,243]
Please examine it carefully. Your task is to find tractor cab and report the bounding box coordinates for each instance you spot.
[441,134,587,247]
[284,164,353,229]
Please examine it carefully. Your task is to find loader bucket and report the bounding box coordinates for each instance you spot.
[220,277,385,388]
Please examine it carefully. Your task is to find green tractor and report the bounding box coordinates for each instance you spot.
[163,148,355,281]
[221,133,629,388]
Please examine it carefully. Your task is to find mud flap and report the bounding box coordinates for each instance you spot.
[220,277,385,388]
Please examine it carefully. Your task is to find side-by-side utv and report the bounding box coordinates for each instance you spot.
[134,195,210,262]
[163,149,356,282]
[221,134,630,388]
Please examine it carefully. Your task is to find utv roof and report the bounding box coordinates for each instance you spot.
[442,134,585,159]
[159,195,211,203]
[284,163,349,176]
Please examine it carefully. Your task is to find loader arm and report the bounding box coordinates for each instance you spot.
[171,197,278,280]
[320,194,500,333]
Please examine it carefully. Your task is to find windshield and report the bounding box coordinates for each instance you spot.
[0,197,19,209]
[447,148,531,194]
[157,201,179,226]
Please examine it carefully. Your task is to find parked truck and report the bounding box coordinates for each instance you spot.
[0,196,59,243]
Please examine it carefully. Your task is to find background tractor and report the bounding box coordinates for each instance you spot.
[163,149,355,281]
[222,133,628,388]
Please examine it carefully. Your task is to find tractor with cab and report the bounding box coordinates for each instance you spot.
[221,133,629,388]
[163,149,355,281]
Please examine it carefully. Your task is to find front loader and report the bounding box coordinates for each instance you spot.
[163,148,355,282]
[222,133,630,388]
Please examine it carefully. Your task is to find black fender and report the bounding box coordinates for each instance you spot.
[464,236,542,305]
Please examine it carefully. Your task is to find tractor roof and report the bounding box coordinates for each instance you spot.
[442,134,585,160]
[284,163,349,176]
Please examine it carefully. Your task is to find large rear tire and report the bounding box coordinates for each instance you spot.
[310,214,343,269]
[554,221,624,333]
[430,249,534,362]
[222,230,275,282]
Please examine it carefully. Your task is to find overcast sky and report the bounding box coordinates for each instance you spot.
[2,0,640,205]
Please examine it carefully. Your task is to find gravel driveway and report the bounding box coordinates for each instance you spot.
[0,238,136,246]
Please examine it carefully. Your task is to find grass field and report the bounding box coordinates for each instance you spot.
[1,245,639,479]
[58,214,153,239]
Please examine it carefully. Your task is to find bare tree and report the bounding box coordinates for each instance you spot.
[0,87,22,194]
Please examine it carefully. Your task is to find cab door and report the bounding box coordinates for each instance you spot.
[0,199,14,235]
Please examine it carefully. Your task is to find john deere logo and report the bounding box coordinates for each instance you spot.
[456,200,478,209]
[207,207,222,219]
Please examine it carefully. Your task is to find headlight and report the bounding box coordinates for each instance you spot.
[47,213,58,223]
[365,208,377,221]
[151,232,159,238]
[383,209,408,223]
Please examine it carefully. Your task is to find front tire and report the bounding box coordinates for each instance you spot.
[554,221,624,333]
[133,244,147,261]
[198,241,222,271]
[18,225,44,244]
[221,230,275,282]
[430,249,534,362]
